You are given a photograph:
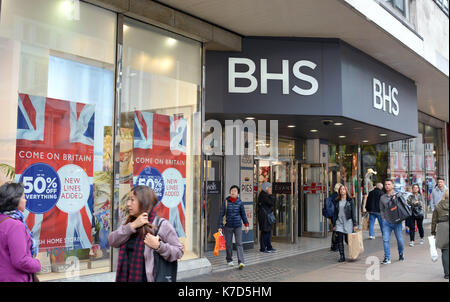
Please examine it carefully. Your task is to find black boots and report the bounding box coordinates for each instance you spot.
[338,241,345,262]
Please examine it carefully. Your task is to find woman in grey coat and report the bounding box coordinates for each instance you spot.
[431,189,449,279]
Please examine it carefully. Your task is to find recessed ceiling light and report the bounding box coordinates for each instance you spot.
[379,133,388,137]
[310,129,318,133]
[334,122,344,126]
[246,117,255,120]
[339,135,346,138]
[362,140,369,143]
[287,125,296,128]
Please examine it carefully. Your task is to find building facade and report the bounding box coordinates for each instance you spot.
[0,0,448,281]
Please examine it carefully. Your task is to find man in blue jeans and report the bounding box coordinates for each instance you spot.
[363,182,384,239]
[379,179,405,264]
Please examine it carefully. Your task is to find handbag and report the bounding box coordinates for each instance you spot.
[412,205,424,218]
[362,213,370,231]
[213,231,226,256]
[388,193,412,223]
[153,216,178,282]
[428,235,439,262]
[267,211,276,225]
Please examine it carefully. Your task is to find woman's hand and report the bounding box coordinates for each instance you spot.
[353,226,358,232]
[130,212,149,230]
[144,233,161,250]
[218,228,223,234]
[244,226,249,234]
[333,226,336,231]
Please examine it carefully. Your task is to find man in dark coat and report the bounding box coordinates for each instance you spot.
[258,182,276,253]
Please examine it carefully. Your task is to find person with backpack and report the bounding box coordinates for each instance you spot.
[108,185,183,282]
[362,183,384,239]
[258,182,276,253]
[379,179,406,264]
[218,185,249,269]
[406,184,425,247]
[323,183,342,251]
[332,184,358,262]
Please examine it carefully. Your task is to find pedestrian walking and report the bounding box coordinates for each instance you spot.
[0,182,41,282]
[324,183,342,251]
[258,182,276,253]
[108,185,183,282]
[407,184,425,247]
[218,185,249,269]
[430,177,448,212]
[431,189,449,280]
[363,182,384,239]
[379,179,406,264]
[332,185,358,262]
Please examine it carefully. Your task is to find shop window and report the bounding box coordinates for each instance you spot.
[0,0,115,280]
[118,18,202,261]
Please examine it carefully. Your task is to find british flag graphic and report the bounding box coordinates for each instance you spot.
[15,93,95,251]
[133,111,187,238]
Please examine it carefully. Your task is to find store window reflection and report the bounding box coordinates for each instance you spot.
[0,0,116,280]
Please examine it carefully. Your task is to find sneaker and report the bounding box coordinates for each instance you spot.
[369,236,375,240]
[227,261,234,267]
[409,242,414,247]
[445,275,449,280]
[268,248,277,253]
[399,254,405,262]
[420,239,424,245]
[382,258,391,264]
[263,250,271,254]
[238,263,245,270]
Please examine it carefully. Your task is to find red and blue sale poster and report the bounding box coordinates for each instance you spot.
[14,93,94,252]
[133,111,187,237]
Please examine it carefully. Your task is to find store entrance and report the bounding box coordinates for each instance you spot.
[256,159,298,243]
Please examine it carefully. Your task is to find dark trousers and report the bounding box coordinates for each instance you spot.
[260,230,273,252]
[408,216,424,241]
[442,249,449,277]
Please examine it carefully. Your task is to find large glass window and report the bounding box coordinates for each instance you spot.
[0,0,115,280]
[117,18,202,260]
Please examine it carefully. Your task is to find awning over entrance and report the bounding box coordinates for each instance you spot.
[206,38,418,140]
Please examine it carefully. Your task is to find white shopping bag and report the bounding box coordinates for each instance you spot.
[428,235,439,263]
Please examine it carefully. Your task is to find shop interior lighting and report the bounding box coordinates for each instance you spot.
[379,133,388,136]
[334,122,344,126]
[362,140,369,143]
[310,129,318,133]
[339,135,346,138]
[287,125,296,128]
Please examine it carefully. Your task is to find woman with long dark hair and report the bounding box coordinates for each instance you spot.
[0,182,41,282]
[407,184,425,246]
[108,185,183,282]
[332,185,358,262]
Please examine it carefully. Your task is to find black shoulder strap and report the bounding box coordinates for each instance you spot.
[154,216,164,236]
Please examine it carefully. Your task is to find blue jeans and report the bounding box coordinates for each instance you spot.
[382,220,404,260]
[369,213,383,237]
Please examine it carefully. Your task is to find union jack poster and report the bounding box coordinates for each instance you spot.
[133,111,187,237]
[14,93,94,252]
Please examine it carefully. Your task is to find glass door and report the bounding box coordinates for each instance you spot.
[205,156,223,251]
[271,160,296,243]
[301,163,327,238]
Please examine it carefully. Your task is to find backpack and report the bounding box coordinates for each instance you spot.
[387,193,412,223]
[322,196,335,219]
[153,216,178,282]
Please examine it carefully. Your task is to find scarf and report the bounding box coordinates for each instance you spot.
[1,210,38,257]
[116,210,156,282]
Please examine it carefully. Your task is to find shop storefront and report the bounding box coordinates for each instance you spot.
[0,0,203,281]
[204,37,426,247]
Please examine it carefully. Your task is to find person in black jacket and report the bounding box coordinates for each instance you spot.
[218,185,249,269]
[333,185,358,262]
[258,182,276,253]
[363,183,384,239]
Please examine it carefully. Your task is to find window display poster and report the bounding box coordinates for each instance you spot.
[133,111,187,237]
[14,94,94,251]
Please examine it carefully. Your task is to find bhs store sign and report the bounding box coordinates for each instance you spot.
[373,78,399,116]
[228,58,319,96]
